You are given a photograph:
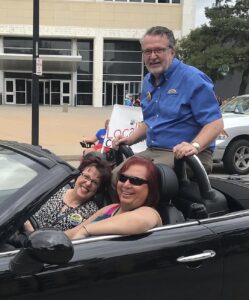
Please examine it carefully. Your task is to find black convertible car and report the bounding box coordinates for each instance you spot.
[1,140,249,300]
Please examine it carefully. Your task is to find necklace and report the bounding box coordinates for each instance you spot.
[63,190,82,209]
[51,197,84,227]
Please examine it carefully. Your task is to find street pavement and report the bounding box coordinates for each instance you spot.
[0,104,113,161]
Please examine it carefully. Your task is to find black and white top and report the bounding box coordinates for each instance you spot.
[33,187,98,231]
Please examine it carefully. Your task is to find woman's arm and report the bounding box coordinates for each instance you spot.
[65,204,116,238]
[65,207,162,240]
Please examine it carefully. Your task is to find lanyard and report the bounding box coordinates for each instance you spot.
[51,202,82,227]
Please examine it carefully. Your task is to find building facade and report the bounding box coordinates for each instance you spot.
[0,0,196,107]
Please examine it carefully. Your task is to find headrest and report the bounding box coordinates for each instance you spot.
[156,163,179,203]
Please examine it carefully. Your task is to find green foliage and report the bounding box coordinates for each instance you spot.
[177,0,249,94]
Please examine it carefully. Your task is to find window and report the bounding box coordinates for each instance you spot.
[77,81,92,93]
[103,40,143,82]
[4,37,32,54]
[4,37,71,55]
[0,148,38,203]
[76,40,94,105]
[39,39,71,55]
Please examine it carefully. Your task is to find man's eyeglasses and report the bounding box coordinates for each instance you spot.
[142,47,171,56]
[81,172,100,188]
[118,174,148,186]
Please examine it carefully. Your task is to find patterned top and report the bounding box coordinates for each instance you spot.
[33,187,99,231]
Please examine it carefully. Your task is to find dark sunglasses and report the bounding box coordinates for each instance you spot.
[118,174,148,186]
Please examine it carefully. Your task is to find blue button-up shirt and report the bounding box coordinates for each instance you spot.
[141,58,222,151]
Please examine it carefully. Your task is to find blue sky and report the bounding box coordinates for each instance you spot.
[195,0,236,26]
[195,0,215,26]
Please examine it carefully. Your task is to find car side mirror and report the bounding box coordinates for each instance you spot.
[9,229,74,275]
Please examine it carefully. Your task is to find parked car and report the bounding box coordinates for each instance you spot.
[1,140,249,300]
[214,94,249,175]
[221,94,249,114]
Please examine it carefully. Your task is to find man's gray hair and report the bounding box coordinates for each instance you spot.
[141,26,176,49]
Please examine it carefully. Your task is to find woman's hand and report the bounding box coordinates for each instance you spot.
[65,224,88,240]
[23,220,35,232]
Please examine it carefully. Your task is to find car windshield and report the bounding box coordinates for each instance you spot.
[0,147,38,203]
[221,96,249,114]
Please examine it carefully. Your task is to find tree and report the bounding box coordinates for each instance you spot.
[177,0,249,95]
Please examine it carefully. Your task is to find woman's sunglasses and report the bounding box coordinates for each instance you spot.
[118,174,148,186]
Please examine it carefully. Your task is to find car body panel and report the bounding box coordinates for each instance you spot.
[214,114,249,162]
[213,95,249,174]
[201,212,249,300]
[0,223,223,300]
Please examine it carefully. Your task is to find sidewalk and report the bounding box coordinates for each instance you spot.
[0,105,113,161]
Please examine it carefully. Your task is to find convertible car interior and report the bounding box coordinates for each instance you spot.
[2,141,249,300]
[1,142,248,252]
[151,158,229,225]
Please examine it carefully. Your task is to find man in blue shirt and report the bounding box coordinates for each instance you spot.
[114,26,223,173]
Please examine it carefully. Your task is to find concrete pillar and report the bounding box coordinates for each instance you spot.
[71,39,78,106]
[92,35,103,107]
[0,37,4,103]
[72,71,77,106]
[182,0,196,37]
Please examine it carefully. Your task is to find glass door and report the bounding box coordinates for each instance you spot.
[104,82,130,106]
[51,80,60,105]
[44,81,50,105]
[61,81,71,105]
[39,81,44,105]
[26,80,32,104]
[114,83,127,105]
[39,80,50,105]
[5,79,15,104]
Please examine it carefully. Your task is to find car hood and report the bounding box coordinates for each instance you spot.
[222,113,249,129]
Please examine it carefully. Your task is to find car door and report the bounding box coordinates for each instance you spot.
[201,211,249,300]
[0,221,223,300]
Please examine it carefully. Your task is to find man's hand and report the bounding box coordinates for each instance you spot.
[112,122,147,150]
[112,135,130,150]
[173,142,198,159]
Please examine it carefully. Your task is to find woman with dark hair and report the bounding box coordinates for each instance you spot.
[65,156,162,240]
[24,156,112,232]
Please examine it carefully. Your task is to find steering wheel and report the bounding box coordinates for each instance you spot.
[6,216,40,248]
[114,144,134,166]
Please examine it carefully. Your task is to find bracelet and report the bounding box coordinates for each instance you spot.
[82,224,91,237]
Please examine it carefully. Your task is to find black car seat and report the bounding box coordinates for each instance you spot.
[174,156,229,219]
[155,163,185,225]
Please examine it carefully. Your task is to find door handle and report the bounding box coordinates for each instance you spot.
[177,250,216,263]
